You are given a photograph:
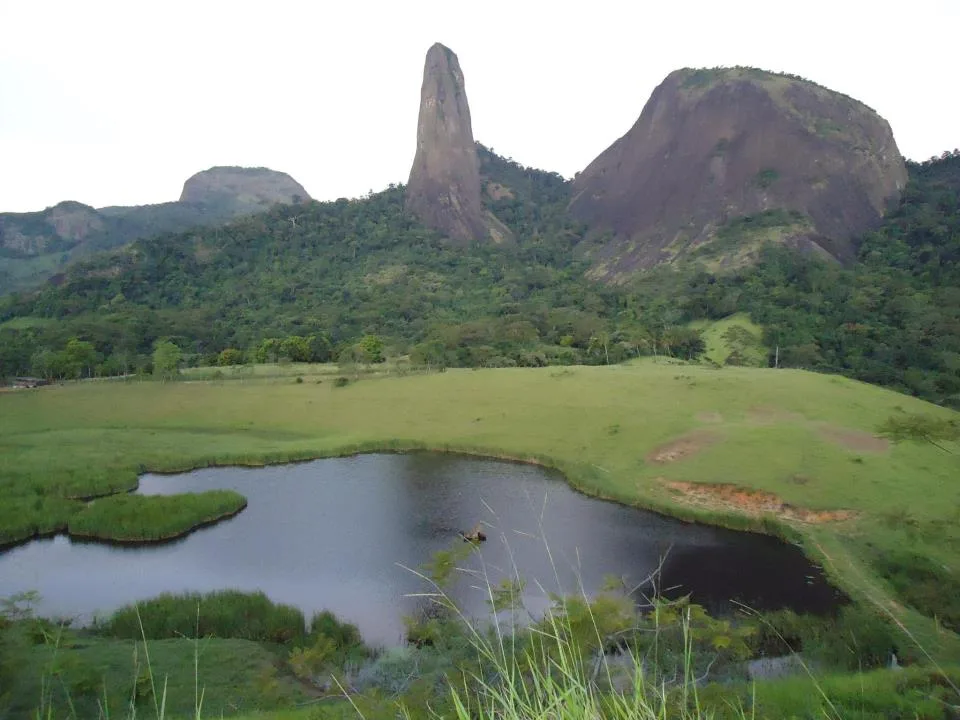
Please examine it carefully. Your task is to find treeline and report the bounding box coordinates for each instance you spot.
[0,165,708,380]
[0,152,957,405]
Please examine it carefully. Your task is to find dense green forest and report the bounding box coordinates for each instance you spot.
[1,148,958,406]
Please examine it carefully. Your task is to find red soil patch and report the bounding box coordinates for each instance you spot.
[647,430,719,464]
[817,425,889,453]
[664,480,856,524]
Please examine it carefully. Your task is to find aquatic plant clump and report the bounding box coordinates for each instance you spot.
[67,490,246,542]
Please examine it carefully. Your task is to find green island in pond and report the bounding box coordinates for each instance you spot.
[66,490,247,543]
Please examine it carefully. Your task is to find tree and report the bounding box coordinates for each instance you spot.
[62,339,98,379]
[280,336,312,363]
[306,334,332,363]
[878,413,959,453]
[589,331,611,365]
[255,338,282,364]
[153,340,182,380]
[359,335,385,364]
[218,348,244,366]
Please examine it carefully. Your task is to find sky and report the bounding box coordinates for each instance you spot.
[1,0,958,212]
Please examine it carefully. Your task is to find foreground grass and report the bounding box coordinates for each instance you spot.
[1,364,958,660]
[230,666,960,720]
[3,631,309,718]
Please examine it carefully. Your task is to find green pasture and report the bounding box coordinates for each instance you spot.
[689,312,767,366]
[1,363,958,660]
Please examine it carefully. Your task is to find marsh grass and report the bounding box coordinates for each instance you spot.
[67,491,247,542]
[0,495,80,547]
[102,590,308,645]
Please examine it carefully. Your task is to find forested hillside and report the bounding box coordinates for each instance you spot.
[664,151,960,405]
[1,150,957,407]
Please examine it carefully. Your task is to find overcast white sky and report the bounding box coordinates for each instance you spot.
[1,0,957,212]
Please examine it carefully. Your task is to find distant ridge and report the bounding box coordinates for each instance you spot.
[0,166,311,293]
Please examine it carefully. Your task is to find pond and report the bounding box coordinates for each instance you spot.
[0,453,844,646]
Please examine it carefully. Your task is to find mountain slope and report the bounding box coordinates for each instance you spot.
[570,67,907,278]
[0,149,957,405]
[0,151,618,372]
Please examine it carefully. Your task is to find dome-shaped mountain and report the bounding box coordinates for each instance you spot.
[569,67,908,277]
[179,166,310,209]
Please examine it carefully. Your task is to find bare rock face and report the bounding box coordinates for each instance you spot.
[406,43,491,243]
[569,68,908,277]
[179,166,310,209]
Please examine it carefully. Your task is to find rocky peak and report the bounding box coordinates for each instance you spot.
[179,166,310,209]
[569,67,908,277]
[405,43,491,243]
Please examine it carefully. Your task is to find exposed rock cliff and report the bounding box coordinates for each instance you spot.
[0,202,103,256]
[406,43,507,243]
[569,67,908,277]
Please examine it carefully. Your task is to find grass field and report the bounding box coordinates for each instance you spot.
[1,362,958,662]
[689,313,767,366]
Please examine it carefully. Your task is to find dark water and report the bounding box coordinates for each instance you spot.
[0,453,843,645]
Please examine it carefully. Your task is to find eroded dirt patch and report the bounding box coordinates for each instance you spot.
[647,430,719,464]
[746,405,805,424]
[663,480,856,524]
[696,411,724,423]
[818,425,889,453]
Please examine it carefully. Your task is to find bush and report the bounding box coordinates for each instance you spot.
[872,550,960,632]
[747,605,900,671]
[309,609,363,650]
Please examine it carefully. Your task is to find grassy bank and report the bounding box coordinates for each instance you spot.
[0,363,958,660]
[67,490,247,542]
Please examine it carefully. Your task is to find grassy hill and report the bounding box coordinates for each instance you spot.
[1,364,957,659]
